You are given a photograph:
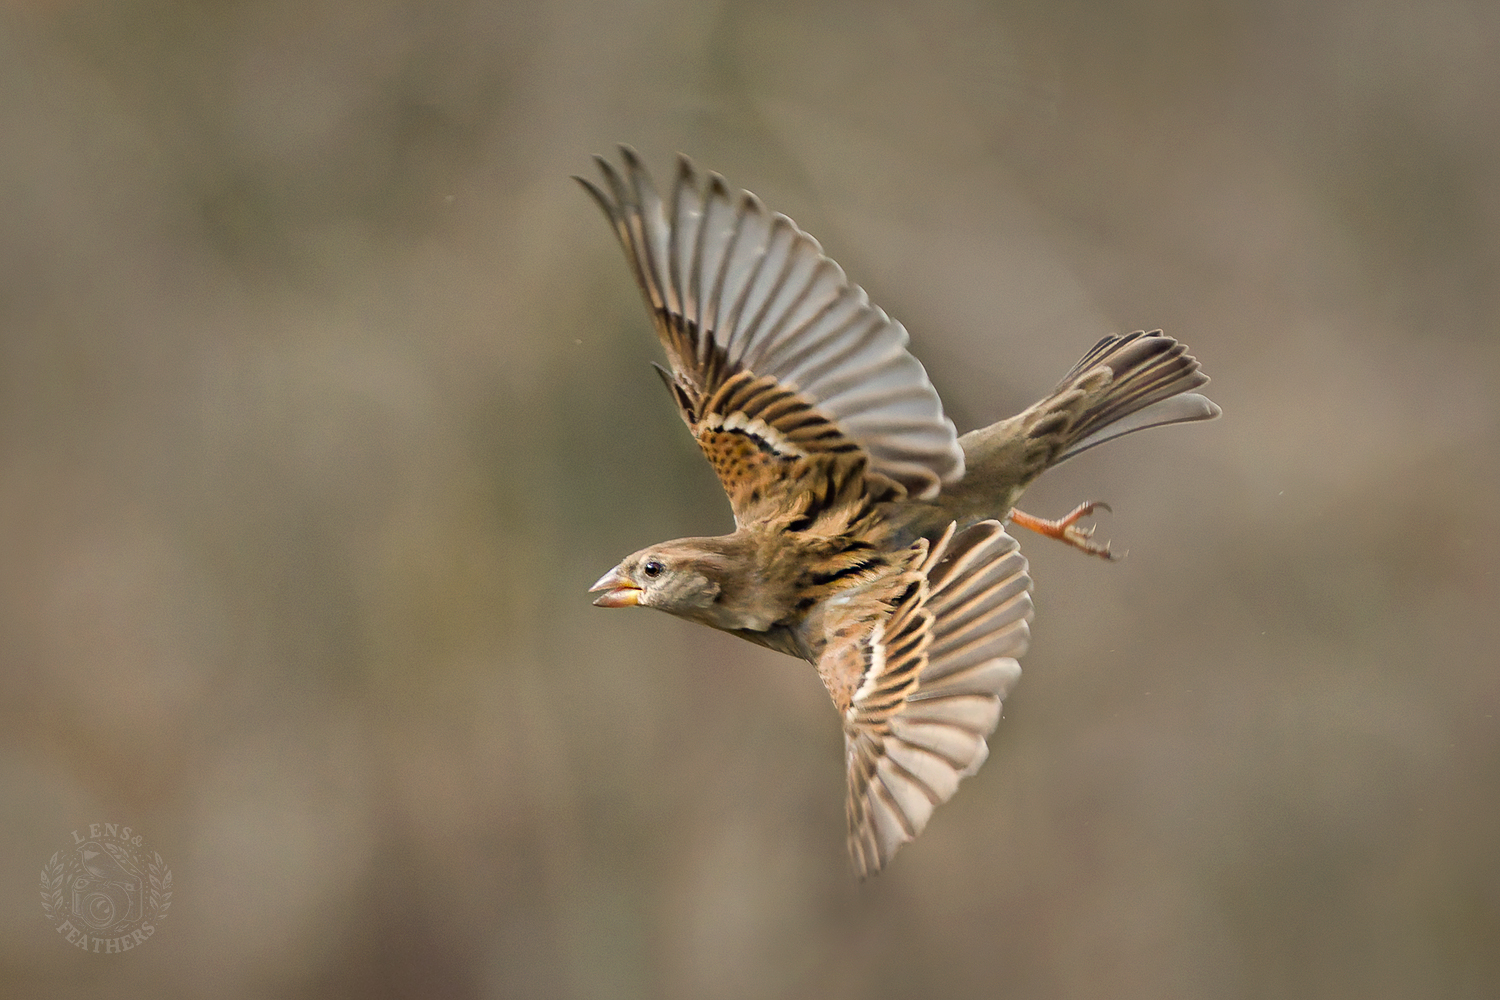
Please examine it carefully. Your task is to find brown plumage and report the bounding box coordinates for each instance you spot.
[579,147,1220,877]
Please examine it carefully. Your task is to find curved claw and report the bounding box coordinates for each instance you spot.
[1009,502,1121,561]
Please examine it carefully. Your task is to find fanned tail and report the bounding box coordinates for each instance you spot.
[1044,330,1220,464]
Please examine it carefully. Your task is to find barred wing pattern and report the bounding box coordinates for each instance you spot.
[839,520,1034,877]
[577,147,964,517]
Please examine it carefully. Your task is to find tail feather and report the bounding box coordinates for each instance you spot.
[905,329,1218,535]
[1059,391,1220,462]
[1045,330,1219,465]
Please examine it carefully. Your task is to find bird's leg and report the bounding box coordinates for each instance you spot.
[1008,502,1119,561]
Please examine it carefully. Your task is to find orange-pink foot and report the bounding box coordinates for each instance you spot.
[1008,502,1120,561]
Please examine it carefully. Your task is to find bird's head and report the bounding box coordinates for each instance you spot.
[589,540,729,618]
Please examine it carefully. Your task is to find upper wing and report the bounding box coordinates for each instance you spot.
[576,147,964,521]
[830,520,1034,878]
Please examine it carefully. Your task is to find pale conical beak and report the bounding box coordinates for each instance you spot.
[589,566,643,607]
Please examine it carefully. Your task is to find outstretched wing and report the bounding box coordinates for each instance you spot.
[830,520,1033,878]
[577,147,964,522]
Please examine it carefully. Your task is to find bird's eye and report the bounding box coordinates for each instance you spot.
[642,559,665,579]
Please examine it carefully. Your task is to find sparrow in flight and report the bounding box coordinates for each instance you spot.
[579,148,1219,877]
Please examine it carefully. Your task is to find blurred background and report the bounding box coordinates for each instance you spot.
[2,0,1497,997]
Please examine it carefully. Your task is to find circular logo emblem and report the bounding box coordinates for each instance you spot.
[39,823,172,953]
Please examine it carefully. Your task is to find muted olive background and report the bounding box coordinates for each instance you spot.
[3,0,1498,997]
